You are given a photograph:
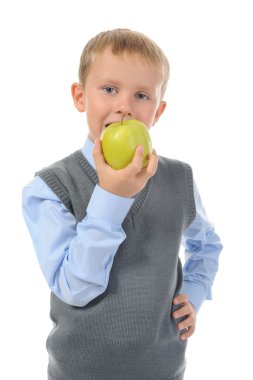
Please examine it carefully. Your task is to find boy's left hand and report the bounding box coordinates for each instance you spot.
[172,294,197,340]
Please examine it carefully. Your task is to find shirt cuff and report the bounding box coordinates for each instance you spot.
[86,184,135,225]
[181,281,208,313]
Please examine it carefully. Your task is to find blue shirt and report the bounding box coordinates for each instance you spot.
[22,137,223,312]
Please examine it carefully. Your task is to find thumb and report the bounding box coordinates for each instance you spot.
[125,145,144,175]
[93,139,106,168]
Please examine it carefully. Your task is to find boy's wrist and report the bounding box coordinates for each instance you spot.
[86,184,134,225]
[181,281,207,313]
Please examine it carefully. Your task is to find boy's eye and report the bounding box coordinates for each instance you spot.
[103,87,117,94]
[136,93,149,101]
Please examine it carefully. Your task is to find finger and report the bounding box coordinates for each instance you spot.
[92,138,102,155]
[180,325,195,340]
[145,148,158,176]
[151,148,157,157]
[173,304,191,319]
[126,145,144,174]
[93,139,107,169]
[173,294,188,305]
[178,314,194,331]
[134,148,158,181]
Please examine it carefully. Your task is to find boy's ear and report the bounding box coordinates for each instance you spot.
[152,101,167,126]
[71,82,85,112]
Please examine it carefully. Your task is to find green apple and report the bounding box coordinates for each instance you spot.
[101,119,152,170]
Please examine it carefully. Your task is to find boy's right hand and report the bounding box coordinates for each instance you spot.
[93,139,158,198]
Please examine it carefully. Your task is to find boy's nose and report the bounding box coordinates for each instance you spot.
[113,98,133,119]
[115,108,132,118]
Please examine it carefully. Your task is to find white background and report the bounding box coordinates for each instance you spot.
[1,0,252,378]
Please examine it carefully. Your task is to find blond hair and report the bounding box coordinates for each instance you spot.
[78,29,170,99]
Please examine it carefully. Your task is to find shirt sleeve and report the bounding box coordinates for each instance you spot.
[22,176,134,307]
[181,179,223,312]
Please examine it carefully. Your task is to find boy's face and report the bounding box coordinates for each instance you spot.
[72,48,166,142]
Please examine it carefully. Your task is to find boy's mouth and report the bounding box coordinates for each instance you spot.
[104,115,127,129]
[104,120,123,128]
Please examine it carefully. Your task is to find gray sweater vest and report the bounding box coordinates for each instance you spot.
[36,150,196,380]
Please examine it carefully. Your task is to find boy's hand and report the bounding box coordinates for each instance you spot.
[172,294,197,340]
[93,139,158,198]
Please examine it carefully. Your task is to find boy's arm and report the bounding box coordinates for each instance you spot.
[22,141,158,308]
[180,179,223,312]
[22,176,134,307]
[172,179,223,339]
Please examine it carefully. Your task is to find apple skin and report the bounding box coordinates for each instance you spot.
[101,119,153,170]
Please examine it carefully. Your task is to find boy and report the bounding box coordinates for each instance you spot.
[22,29,222,380]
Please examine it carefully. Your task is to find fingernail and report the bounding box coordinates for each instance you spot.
[139,145,144,153]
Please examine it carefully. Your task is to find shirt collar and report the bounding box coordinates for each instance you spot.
[82,135,96,170]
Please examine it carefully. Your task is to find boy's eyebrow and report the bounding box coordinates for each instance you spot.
[98,78,121,86]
